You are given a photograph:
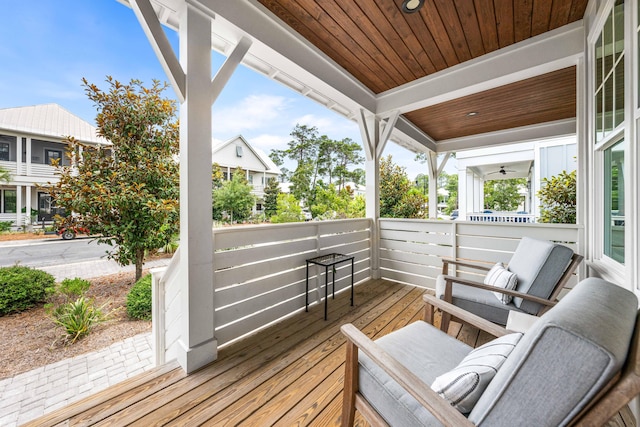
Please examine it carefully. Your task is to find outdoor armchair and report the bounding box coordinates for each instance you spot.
[427,236,583,332]
[341,278,640,426]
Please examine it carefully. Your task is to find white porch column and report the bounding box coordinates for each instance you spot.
[458,168,467,220]
[26,138,32,176]
[25,186,32,230]
[16,137,22,176]
[130,0,252,373]
[176,4,216,373]
[15,185,22,228]
[358,110,398,279]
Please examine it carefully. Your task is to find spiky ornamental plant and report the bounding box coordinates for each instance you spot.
[49,77,180,281]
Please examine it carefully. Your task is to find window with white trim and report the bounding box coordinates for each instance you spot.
[594,0,626,266]
[1,190,16,213]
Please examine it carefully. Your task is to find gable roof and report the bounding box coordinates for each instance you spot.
[0,103,109,145]
[213,135,281,174]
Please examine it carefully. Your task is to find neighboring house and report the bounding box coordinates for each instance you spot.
[0,104,109,228]
[455,136,576,221]
[212,135,281,215]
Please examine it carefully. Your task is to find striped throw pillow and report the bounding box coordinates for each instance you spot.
[484,263,518,304]
[431,332,523,414]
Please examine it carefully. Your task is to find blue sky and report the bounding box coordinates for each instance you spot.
[1,0,442,180]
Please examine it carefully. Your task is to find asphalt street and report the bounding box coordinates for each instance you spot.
[0,237,115,268]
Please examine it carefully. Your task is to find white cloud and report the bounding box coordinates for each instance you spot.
[250,134,289,151]
[213,94,292,135]
[292,114,334,130]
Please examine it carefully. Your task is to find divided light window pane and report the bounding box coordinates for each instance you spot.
[595,1,625,143]
[604,139,626,264]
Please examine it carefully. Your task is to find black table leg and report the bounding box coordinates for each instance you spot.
[324,265,328,320]
[305,261,309,312]
[351,258,354,306]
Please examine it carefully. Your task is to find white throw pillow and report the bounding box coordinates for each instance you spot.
[431,332,523,414]
[484,263,518,304]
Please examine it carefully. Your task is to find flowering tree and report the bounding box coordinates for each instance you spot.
[49,77,180,280]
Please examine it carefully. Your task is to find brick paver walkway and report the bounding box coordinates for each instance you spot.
[0,256,169,426]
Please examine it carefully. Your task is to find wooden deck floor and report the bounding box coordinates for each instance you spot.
[24,279,634,426]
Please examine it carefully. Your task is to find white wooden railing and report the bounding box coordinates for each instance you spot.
[0,160,17,174]
[467,212,536,223]
[152,218,372,364]
[153,218,582,366]
[379,218,583,290]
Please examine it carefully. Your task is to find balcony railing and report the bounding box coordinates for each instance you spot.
[152,218,372,364]
[152,218,582,365]
[467,212,536,223]
[378,218,582,289]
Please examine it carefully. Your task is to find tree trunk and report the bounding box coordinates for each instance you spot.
[135,248,145,282]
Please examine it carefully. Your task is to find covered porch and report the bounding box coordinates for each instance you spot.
[29,0,640,424]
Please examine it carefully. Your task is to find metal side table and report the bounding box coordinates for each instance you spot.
[306,253,354,320]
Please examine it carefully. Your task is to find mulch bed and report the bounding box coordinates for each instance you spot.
[0,271,151,380]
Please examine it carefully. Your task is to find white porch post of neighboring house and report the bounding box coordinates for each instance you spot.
[25,137,32,176]
[25,186,31,230]
[358,110,398,279]
[15,185,22,228]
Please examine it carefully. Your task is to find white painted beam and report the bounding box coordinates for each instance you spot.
[436,118,576,153]
[210,37,252,104]
[130,0,186,102]
[376,21,585,115]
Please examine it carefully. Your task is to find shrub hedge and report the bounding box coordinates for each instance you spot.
[126,274,152,320]
[0,266,55,315]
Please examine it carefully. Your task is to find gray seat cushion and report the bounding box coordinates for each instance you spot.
[358,320,472,426]
[469,278,638,426]
[508,237,574,314]
[435,275,528,325]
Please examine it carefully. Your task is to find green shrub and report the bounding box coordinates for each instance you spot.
[58,277,91,298]
[0,266,55,315]
[0,221,12,232]
[53,297,107,343]
[127,274,152,320]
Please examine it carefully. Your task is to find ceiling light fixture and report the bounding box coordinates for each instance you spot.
[402,0,425,14]
[466,111,478,116]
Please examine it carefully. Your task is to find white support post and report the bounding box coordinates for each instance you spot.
[25,186,32,231]
[15,185,22,228]
[427,152,438,219]
[358,110,398,279]
[26,138,31,176]
[176,4,216,374]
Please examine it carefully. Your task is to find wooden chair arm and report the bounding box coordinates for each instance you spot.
[441,275,557,308]
[423,294,508,338]
[340,323,473,427]
[441,258,492,275]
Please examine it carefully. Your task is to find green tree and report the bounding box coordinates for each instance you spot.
[443,172,458,214]
[380,155,425,218]
[49,77,179,281]
[394,188,426,219]
[213,168,255,223]
[270,193,303,223]
[347,194,366,218]
[269,125,364,209]
[538,170,576,224]
[263,177,280,218]
[0,166,10,183]
[484,178,527,211]
[211,163,225,220]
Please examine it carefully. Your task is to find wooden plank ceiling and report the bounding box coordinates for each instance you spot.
[258,0,587,142]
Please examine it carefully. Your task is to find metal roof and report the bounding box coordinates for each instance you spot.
[0,103,109,145]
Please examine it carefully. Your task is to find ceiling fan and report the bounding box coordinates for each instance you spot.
[489,166,516,176]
